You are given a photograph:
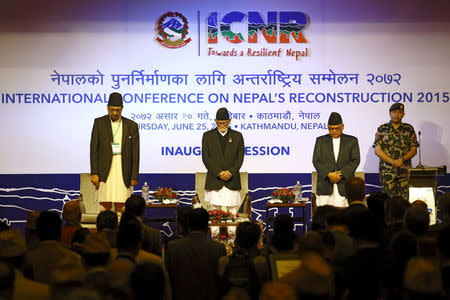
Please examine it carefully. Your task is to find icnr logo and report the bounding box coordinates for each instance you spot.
[207,11,308,44]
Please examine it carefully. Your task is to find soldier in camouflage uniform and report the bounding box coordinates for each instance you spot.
[373,103,419,200]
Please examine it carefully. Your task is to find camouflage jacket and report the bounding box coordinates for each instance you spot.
[373,122,419,172]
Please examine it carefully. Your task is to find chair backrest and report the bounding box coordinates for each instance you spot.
[79,173,99,214]
[311,171,365,194]
[195,172,248,211]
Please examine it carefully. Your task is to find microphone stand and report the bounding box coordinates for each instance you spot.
[416,131,424,168]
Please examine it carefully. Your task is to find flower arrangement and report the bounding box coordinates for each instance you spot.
[153,187,177,201]
[208,209,239,223]
[272,188,295,203]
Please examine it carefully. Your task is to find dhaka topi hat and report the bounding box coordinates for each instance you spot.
[328,112,343,126]
[108,92,123,107]
[216,107,230,120]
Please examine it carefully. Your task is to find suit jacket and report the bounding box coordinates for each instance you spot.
[141,222,163,257]
[312,133,360,196]
[90,115,140,188]
[164,231,227,300]
[201,128,245,190]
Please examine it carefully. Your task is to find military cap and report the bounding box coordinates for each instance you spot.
[389,103,404,111]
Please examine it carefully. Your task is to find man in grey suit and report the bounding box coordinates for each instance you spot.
[202,107,245,213]
[90,92,140,212]
[165,208,227,300]
[313,112,360,207]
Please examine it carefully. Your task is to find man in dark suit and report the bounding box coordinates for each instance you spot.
[202,107,245,213]
[313,112,360,207]
[124,194,162,256]
[90,92,140,211]
[165,208,227,300]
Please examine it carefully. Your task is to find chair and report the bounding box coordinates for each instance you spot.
[194,172,250,215]
[79,173,99,229]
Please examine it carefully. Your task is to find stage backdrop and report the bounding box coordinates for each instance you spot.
[1,0,449,233]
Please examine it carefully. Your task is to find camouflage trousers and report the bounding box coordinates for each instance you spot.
[379,170,409,201]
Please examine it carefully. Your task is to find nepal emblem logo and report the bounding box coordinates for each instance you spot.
[156,12,191,49]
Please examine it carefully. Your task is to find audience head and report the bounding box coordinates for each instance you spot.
[404,206,430,236]
[344,176,365,203]
[82,232,111,268]
[438,192,450,221]
[390,231,417,264]
[96,210,118,231]
[325,210,348,232]
[284,252,333,298]
[177,206,193,236]
[36,210,62,241]
[24,211,40,249]
[385,196,410,224]
[62,201,82,225]
[274,214,294,232]
[125,194,147,218]
[312,205,338,231]
[0,220,9,231]
[437,225,450,259]
[0,229,26,268]
[131,263,165,300]
[70,227,91,254]
[235,222,260,250]
[297,231,326,257]
[348,209,379,242]
[117,217,143,251]
[367,191,388,218]
[404,257,442,298]
[411,200,428,210]
[271,215,297,252]
[188,208,210,232]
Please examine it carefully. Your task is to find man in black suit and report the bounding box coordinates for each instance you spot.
[165,208,227,300]
[90,92,140,212]
[313,112,360,207]
[202,107,245,213]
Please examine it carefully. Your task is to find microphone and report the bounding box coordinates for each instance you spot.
[417,131,424,168]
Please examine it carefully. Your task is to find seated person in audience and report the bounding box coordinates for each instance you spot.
[383,196,410,248]
[124,194,162,256]
[96,210,118,248]
[81,232,112,295]
[437,225,450,298]
[70,227,91,255]
[131,262,165,300]
[165,208,226,300]
[61,200,82,248]
[25,210,83,284]
[218,222,269,300]
[24,211,41,251]
[429,192,450,234]
[268,214,298,254]
[175,206,193,239]
[404,205,430,237]
[280,251,333,300]
[49,256,86,300]
[109,217,171,300]
[366,191,389,238]
[404,257,443,300]
[0,229,49,300]
[385,231,417,300]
